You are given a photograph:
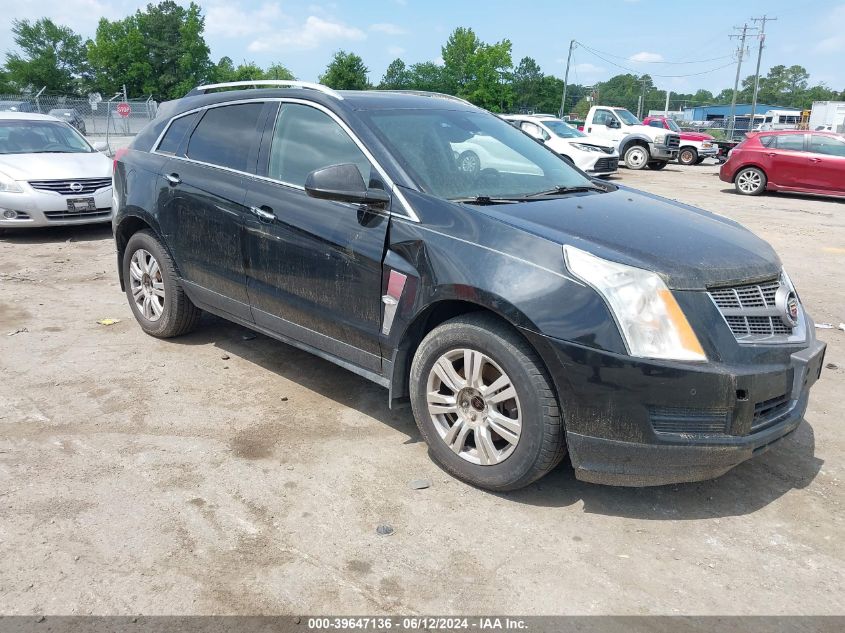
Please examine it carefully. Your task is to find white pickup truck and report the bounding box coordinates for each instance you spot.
[582,106,680,170]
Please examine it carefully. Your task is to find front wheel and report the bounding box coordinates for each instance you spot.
[678,147,698,165]
[734,167,767,196]
[647,161,668,170]
[623,145,649,170]
[457,150,480,175]
[123,230,202,337]
[409,313,566,491]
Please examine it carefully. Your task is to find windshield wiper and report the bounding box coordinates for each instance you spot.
[449,195,522,205]
[525,185,606,198]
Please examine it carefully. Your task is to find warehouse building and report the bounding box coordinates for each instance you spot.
[681,103,800,122]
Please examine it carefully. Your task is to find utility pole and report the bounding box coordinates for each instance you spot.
[749,15,776,128]
[560,39,576,119]
[664,90,671,116]
[728,23,754,139]
[636,76,649,119]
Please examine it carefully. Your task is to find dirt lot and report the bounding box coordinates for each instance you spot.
[0,162,843,616]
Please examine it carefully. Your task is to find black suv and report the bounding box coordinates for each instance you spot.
[113,81,825,491]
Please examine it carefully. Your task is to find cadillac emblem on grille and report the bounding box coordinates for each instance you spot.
[775,284,799,328]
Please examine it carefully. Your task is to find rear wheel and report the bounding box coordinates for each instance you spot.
[623,145,649,170]
[678,147,698,165]
[647,161,668,170]
[458,150,480,175]
[734,167,767,196]
[695,157,706,165]
[123,230,202,337]
[410,313,566,491]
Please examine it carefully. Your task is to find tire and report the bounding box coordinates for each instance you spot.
[678,147,698,165]
[623,144,649,170]
[123,230,202,338]
[695,157,706,165]
[409,313,566,491]
[458,150,480,175]
[647,161,668,170]
[734,167,767,196]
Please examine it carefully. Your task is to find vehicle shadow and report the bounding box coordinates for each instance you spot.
[170,314,823,520]
[719,188,845,204]
[0,224,112,244]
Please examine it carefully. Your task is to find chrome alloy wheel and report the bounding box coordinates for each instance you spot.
[426,348,522,465]
[129,248,165,321]
[736,169,763,194]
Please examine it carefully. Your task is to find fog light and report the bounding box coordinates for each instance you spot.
[2,209,17,219]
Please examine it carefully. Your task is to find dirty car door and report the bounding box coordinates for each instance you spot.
[243,102,389,373]
[157,103,264,321]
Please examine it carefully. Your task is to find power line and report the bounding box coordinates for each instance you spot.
[573,43,734,65]
[727,23,757,137]
[576,42,736,78]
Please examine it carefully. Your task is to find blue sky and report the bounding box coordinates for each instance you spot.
[3,0,844,95]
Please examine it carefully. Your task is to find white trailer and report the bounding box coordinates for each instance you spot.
[809,101,845,133]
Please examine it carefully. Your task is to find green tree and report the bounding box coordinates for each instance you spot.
[0,67,14,93]
[407,62,445,92]
[594,73,645,113]
[87,1,211,99]
[467,39,513,111]
[319,50,369,90]
[379,58,411,89]
[537,75,566,114]
[5,18,89,93]
[263,62,295,80]
[513,56,543,111]
[441,27,481,95]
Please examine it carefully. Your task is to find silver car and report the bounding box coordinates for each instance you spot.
[0,112,113,229]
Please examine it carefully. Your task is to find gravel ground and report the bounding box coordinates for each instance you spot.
[0,161,842,615]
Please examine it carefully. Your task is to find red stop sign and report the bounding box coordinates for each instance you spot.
[116,102,131,118]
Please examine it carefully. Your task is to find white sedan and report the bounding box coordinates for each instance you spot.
[0,112,113,229]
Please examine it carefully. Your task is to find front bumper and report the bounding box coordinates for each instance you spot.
[696,146,719,158]
[585,155,619,176]
[0,187,112,228]
[647,142,679,161]
[528,332,826,486]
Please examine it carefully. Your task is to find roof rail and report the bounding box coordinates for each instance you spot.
[382,90,473,106]
[187,80,343,100]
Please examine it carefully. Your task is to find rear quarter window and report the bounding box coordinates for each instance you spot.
[186,103,264,172]
[156,112,199,155]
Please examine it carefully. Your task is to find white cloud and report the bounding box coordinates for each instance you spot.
[387,46,406,57]
[370,23,407,35]
[248,15,366,52]
[629,51,664,63]
[814,5,845,52]
[572,62,605,74]
[205,3,285,38]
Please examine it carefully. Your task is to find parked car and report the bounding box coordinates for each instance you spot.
[500,114,619,177]
[0,112,112,229]
[720,130,845,198]
[582,106,679,170]
[113,81,825,490]
[642,116,719,165]
[48,108,87,135]
[0,100,35,113]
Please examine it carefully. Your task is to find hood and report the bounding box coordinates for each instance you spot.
[478,187,781,290]
[680,131,715,141]
[0,152,112,181]
[626,124,667,138]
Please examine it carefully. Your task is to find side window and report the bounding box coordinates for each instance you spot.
[593,110,611,125]
[268,103,372,187]
[775,134,805,151]
[647,120,662,128]
[520,121,544,139]
[758,135,776,148]
[186,103,264,171]
[809,135,845,157]
[157,112,199,155]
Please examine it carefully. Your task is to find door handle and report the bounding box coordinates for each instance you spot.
[767,153,777,157]
[250,205,275,222]
[165,173,180,186]
[809,157,822,163]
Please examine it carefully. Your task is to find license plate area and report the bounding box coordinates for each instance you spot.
[66,197,96,212]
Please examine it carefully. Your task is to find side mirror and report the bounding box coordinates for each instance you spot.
[92,141,109,152]
[304,163,390,208]
[606,119,620,129]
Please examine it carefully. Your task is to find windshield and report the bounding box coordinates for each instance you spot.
[614,109,641,126]
[541,119,586,138]
[363,109,592,200]
[664,119,681,133]
[0,120,92,154]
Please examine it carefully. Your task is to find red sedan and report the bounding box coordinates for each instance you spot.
[720,130,845,197]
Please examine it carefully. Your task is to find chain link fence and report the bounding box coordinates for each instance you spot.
[0,93,158,136]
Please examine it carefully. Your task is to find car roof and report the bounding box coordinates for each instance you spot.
[0,111,60,121]
[755,129,841,136]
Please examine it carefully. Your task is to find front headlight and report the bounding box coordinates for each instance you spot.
[0,171,23,193]
[564,246,707,361]
[653,135,665,144]
[570,143,601,153]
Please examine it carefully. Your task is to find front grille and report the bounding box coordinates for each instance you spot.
[666,134,680,149]
[751,393,792,431]
[650,407,729,435]
[44,209,111,221]
[592,157,619,171]
[708,276,798,342]
[29,178,112,195]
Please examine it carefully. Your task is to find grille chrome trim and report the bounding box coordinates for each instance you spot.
[44,209,111,221]
[28,178,112,196]
[708,274,807,344]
